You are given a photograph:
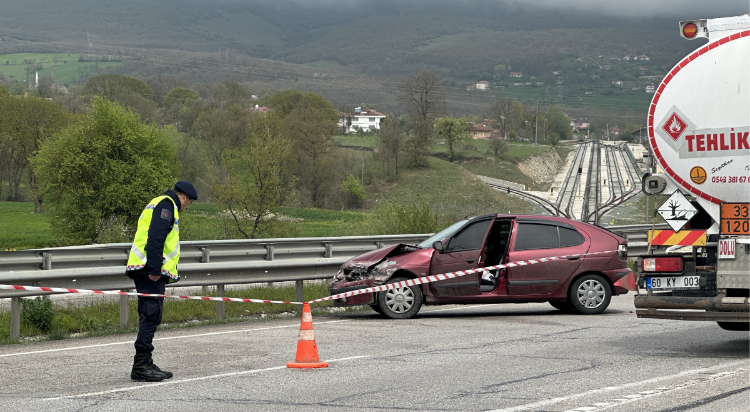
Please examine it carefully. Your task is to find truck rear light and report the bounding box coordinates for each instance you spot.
[641,257,683,272]
[682,22,698,38]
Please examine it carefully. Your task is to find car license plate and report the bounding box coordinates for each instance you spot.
[646,276,700,290]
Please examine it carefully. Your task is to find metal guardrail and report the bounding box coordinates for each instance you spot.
[0,226,662,340]
[0,234,430,341]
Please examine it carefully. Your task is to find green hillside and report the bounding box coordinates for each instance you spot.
[0,53,120,85]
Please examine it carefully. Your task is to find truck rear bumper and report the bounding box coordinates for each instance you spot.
[634,295,750,322]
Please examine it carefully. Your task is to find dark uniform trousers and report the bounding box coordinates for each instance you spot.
[132,274,167,354]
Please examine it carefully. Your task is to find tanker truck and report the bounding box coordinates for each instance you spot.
[635,14,750,330]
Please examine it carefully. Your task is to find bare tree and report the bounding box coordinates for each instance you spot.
[398,69,446,120]
[398,70,446,166]
[489,98,513,139]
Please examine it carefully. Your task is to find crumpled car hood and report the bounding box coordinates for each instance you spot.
[335,243,432,283]
[344,244,405,270]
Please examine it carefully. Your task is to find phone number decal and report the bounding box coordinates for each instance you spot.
[711,176,750,183]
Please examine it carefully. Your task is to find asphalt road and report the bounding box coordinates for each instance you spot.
[0,295,748,411]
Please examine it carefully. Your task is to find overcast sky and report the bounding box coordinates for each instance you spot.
[511,0,748,18]
[280,0,748,19]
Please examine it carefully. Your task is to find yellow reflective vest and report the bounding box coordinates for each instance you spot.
[126,195,180,283]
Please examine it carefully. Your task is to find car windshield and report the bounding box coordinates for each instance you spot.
[418,219,469,248]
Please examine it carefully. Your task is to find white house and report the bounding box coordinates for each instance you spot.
[338,107,386,134]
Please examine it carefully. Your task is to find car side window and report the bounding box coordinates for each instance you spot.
[446,219,492,252]
[559,227,585,247]
[514,223,559,250]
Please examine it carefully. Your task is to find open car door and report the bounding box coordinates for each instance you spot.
[428,216,495,297]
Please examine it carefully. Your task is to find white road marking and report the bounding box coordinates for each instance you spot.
[564,368,748,412]
[488,361,749,412]
[43,355,371,400]
[0,320,350,358]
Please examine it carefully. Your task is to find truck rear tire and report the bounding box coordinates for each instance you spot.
[717,322,750,331]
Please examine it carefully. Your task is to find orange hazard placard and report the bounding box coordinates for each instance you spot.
[720,203,750,235]
[648,230,707,246]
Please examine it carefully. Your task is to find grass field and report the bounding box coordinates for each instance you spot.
[0,201,53,250]
[498,85,651,112]
[0,52,120,85]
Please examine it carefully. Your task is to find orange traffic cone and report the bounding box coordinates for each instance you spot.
[287,302,329,368]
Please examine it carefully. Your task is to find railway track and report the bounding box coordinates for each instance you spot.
[486,141,645,224]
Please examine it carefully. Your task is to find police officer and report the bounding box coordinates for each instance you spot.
[126,181,197,382]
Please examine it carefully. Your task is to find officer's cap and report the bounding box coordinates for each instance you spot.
[174,180,198,200]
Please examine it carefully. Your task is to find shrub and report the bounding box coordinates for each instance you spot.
[342,174,365,208]
[370,201,442,234]
[22,297,54,333]
[52,314,82,332]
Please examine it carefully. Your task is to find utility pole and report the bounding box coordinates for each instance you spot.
[534,97,539,144]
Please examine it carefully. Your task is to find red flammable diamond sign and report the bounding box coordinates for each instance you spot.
[662,112,687,141]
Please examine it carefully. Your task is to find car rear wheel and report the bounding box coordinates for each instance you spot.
[549,301,575,312]
[377,276,423,319]
[570,274,611,315]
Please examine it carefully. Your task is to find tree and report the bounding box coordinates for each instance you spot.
[508,100,527,137]
[284,103,338,206]
[403,116,434,167]
[378,117,403,178]
[193,103,251,169]
[489,136,508,157]
[269,90,332,117]
[545,105,572,141]
[82,74,157,121]
[213,78,252,104]
[398,70,446,167]
[398,70,446,120]
[436,116,470,162]
[163,87,200,108]
[33,97,178,244]
[215,112,296,239]
[489,98,513,139]
[269,90,339,206]
[0,95,71,211]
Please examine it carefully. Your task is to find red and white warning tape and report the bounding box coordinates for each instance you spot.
[308,250,617,303]
[0,250,617,305]
[0,284,302,305]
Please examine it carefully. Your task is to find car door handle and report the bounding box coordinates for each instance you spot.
[567,255,580,260]
[467,258,475,263]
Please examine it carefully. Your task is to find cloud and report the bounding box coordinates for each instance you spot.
[508,0,748,18]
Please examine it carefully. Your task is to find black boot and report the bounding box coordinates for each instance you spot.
[131,353,168,382]
[147,354,173,379]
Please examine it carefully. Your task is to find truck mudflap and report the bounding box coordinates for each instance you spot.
[634,295,750,322]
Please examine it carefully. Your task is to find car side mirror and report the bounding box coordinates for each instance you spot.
[433,241,444,253]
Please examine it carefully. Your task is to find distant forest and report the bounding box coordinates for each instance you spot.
[0,0,719,118]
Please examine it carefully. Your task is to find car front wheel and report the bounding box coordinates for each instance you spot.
[377,276,423,319]
[570,274,611,315]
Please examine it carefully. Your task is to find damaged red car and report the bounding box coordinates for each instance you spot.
[328,214,635,319]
